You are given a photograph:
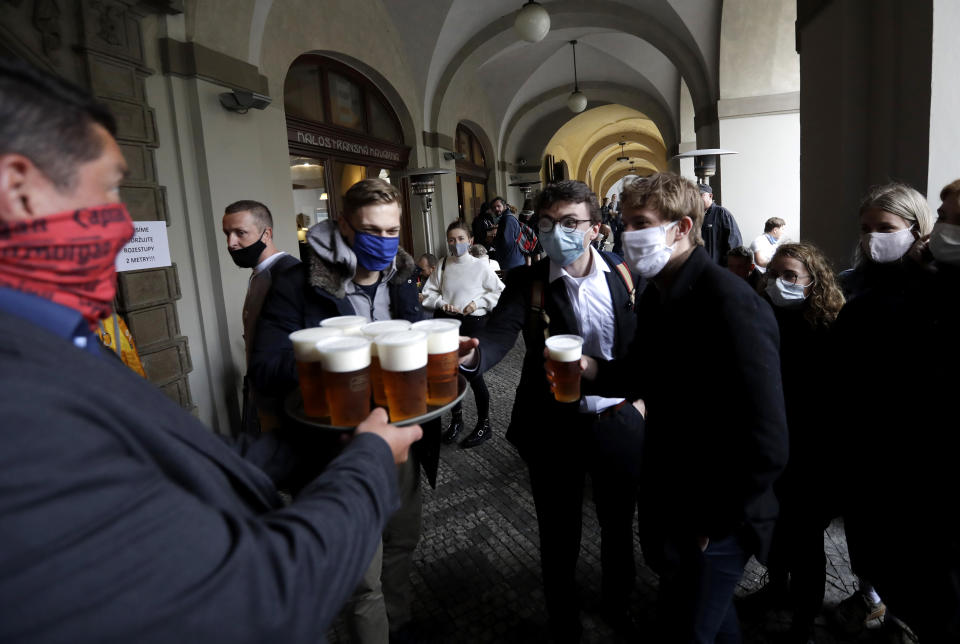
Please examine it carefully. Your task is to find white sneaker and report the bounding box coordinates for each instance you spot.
[833,591,886,633]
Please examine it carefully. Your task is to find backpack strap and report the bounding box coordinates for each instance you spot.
[602,252,636,308]
[527,278,551,340]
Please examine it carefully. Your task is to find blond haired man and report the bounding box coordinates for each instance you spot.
[251,178,430,643]
[592,173,788,642]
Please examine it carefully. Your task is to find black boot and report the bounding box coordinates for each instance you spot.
[442,410,463,444]
[459,417,491,449]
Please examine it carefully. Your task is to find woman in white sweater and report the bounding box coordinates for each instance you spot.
[421,220,505,448]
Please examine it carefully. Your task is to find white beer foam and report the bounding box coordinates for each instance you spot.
[411,319,461,354]
[376,330,428,371]
[545,334,583,362]
[362,320,412,356]
[320,315,368,335]
[289,327,343,361]
[315,336,371,372]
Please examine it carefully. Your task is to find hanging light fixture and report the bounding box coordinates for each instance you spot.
[615,140,629,162]
[514,1,550,42]
[566,40,587,113]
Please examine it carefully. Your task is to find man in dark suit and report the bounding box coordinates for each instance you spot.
[459,180,645,641]
[250,177,431,642]
[699,183,742,266]
[222,199,301,434]
[0,56,421,642]
[597,172,788,642]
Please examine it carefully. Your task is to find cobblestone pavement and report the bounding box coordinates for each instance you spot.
[331,338,876,643]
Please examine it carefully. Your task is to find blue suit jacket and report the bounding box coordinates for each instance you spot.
[0,310,399,643]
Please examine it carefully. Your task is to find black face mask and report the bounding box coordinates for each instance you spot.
[228,230,266,268]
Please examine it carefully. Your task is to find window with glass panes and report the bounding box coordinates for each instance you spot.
[455,124,489,224]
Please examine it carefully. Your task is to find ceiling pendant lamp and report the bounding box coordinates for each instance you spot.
[566,40,587,113]
[514,1,550,43]
[615,140,629,162]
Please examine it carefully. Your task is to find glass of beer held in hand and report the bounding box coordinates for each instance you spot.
[289,327,343,417]
[320,315,368,336]
[315,335,372,426]
[545,334,584,403]
[411,319,462,406]
[361,320,412,407]
[375,330,428,422]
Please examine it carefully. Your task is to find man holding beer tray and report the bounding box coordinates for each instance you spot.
[458,180,646,641]
[250,177,432,642]
[0,57,423,643]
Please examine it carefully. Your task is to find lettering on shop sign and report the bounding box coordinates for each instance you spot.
[115,221,171,272]
[294,130,401,162]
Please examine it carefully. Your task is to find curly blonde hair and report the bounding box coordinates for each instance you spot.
[770,242,845,327]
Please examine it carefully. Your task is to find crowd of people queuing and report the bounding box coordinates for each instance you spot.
[1,56,958,644]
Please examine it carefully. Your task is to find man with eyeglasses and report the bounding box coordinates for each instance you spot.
[458,180,645,641]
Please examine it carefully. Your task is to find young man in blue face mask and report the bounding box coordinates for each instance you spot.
[250,177,429,643]
[459,180,645,641]
[592,172,788,643]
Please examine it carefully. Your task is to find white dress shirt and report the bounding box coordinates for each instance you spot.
[549,246,624,413]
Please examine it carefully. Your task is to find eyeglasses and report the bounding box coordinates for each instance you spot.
[538,217,593,234]
[767,269,813,285]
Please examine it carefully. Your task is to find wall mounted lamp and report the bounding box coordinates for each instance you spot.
[218,89,272,113]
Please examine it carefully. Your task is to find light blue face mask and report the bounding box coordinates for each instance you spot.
[447,241,470,257]
[539,227,586,267]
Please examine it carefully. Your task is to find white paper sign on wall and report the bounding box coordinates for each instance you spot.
[115,221,171,272]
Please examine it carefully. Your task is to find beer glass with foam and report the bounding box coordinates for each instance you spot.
[315,335,372,426]
[545,334,584,403]
[411,319,461,406]
[289,327,343,417]
[319,315,368,336]
[375,330,428,422]
[361,320,412,407]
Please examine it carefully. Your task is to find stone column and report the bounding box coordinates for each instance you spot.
[798,0,935,268]
[0,0,196,412]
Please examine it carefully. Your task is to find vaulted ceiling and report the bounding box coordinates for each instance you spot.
[194,0,726,193]
[378,0,720,191]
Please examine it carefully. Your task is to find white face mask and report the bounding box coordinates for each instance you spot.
[863,226,915,263]
[765,277,808,308]
[929,222,960,266]
[621,221,678,279]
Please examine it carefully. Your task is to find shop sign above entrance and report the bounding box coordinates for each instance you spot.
[287,118,410,168]
[294,130,400,162]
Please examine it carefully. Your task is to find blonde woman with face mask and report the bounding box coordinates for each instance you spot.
[839,182,934,300]
[830,182,938,639]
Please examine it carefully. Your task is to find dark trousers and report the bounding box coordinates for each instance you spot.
[443,314,490,420]
[767,479,828,626]
[525,416,638,639]
[655,535,749,644]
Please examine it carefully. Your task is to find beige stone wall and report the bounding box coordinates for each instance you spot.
[434,65,502,242]
[719,0,799,100]
[717,0,800,249]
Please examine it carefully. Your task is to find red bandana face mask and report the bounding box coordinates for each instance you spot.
[0,203,135,330]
